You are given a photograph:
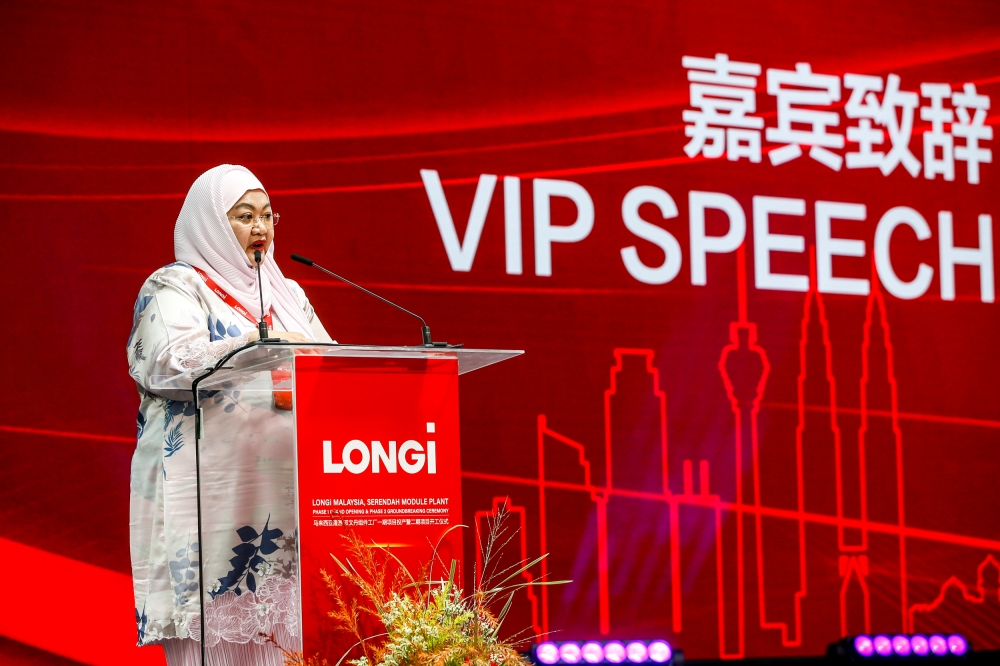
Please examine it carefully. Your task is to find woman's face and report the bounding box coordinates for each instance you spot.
[226,189,274,265]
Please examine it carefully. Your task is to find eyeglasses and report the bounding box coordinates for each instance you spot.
[228,212,280,228]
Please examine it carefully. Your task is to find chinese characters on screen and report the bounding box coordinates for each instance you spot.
[682,53,992,184]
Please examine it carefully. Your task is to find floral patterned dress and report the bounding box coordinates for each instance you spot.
[127,262,333,656]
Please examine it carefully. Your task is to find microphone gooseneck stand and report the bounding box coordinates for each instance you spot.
[290,253,460,348]
[254,249,281,343]
[194,380,206,666]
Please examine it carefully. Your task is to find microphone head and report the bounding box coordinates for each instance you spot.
[254,250,262,264]
[290,253,314,266]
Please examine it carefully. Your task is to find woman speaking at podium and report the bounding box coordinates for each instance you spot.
[127,165,333,664]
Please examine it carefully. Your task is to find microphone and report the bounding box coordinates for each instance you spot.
[254,250,279,343]
[290,253,457,347]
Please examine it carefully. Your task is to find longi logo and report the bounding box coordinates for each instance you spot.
[323,422,437,474]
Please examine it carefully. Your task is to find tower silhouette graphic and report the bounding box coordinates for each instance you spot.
[464,245,1000,658]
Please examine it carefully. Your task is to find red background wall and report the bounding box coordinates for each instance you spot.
[2,1,998,663]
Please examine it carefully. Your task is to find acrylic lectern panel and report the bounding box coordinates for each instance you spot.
[184,350,300,651]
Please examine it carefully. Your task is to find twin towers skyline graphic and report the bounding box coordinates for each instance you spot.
[463,245,1000,659]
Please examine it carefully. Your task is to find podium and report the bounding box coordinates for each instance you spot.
[151,342,521,661]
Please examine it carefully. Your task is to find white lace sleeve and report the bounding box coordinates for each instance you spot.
[171,333,253,370]
[128,268,251,392]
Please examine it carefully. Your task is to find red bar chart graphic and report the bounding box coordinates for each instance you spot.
[464,247,1000,659]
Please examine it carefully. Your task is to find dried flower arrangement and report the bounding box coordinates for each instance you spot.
[266,505,567,666]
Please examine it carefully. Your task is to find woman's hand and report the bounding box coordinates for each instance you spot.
[247,329,312,343]
[272,330,311,343]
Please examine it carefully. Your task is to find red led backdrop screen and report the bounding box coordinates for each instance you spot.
[2,1,999,663]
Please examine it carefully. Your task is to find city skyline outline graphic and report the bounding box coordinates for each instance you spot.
[465,243,1000,660]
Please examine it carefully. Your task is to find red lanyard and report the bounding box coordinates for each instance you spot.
[192,266,273,328]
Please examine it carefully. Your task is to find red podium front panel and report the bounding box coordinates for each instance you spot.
[293,354,463,658]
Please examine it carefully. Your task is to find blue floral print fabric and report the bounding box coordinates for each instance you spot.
[127,263,333,650]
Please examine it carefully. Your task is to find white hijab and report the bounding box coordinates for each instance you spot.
[174,164,315,339]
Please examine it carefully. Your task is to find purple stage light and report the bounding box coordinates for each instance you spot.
[536,642,560,665]
[929,635,948,656]
[853,635,875,657]
[559,643,583,664]
[910,635,929,656]
[947,634,968,656]
[581,642,604,664]
[647,641,672,663]
[892,635,912,656]
[558,639,672,664]
[604,641,627,663]
[625,642,648,663]
[873,635,893,657]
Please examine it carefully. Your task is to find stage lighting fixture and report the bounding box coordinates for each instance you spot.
[625,642,648,663]
[536,643,560,665]
[531,640,675,665]
[581,642,605,664]
[831,633,971,661]
[929,634,948,656]
[853,635,875,658]
[603,642,626,663]
[874,635,893,656]
[560,643,582,664]
[647,641,672,663]
[947,635,968,656]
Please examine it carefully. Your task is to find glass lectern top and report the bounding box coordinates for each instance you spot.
[149,343,523,393]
